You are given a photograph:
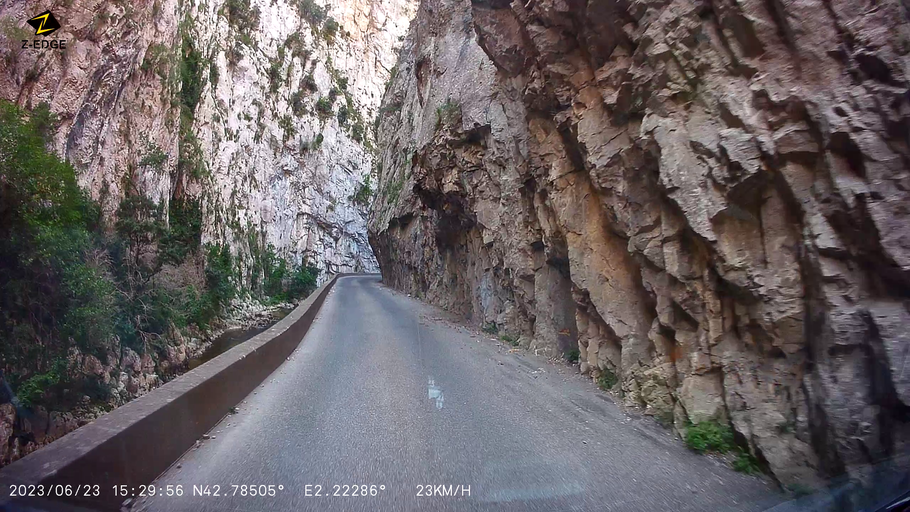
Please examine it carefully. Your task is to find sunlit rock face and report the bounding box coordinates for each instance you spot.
[370,0,910,487]
[0,0,417,276]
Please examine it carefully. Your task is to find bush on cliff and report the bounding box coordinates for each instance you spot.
[0,101,256,410]
[0,101,120,405]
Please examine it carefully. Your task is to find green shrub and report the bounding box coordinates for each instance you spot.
[733,451,760,474]
[224,0,261,34]
[158,198,202,265]
[178,113,206,179]
[0,101,119,404]
[209,60,219,89]
[115,194,165,270]
[268,60,283,93]
[287,260,319,300]
[248,239,319,302]
[285,33,308,60]
[684,420,736,453]
[351,175,372,206]
[278,114,296,141]
[138,142,168,170]
[303,73,317,91]
[315,96,333,117]
[336,105,349,126]
[16,360,67,409]
[500,333,519,347]
[186,243,238,327]
[482,323,498,335]
[297,0,327,26]
[566,348,580,363]
[597,369,617,390]
[323,17,339,41]
[179,33,204,116]
[290,91,307,116]
[386,175,405,203]
[206,243,237,305]
[141,43,170,79]
[261,245,287,299]
[351,122,364,142]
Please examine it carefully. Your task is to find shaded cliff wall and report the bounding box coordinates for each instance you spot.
[1,0,416,275]
[369,0,910,487]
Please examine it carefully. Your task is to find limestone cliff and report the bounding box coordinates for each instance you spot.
[1,0,416,275]
[0,0,414,465]
[369,0,910,487]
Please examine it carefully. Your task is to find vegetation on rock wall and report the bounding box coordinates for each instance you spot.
[351,175,373,207]
[177,27,207,181]
[295,0,340,44]
[224,0,261,36]
[0,102,115,409]
[0,101,318,412]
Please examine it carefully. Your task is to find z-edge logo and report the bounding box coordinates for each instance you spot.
[27,10,61,36]
[22,10,66,50]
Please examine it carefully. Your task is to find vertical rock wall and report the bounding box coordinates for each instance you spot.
[369,0,910,487]
[1,0,416,275]
[0,0,414,466]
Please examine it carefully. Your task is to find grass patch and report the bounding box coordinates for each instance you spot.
[733,451,761,474]
[482,323,498,335]
[500,333,519,347]
[566,348,580,363]
[683,419,762,473]
[597,369,617,390]
[684,420,736,453]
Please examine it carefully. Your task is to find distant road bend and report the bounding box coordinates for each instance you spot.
[135,275,782,512]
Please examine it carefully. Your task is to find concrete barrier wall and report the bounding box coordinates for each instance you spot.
[0,274,351,511]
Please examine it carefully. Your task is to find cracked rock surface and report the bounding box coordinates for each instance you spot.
[1,0,416,275]
[370,0,910,487]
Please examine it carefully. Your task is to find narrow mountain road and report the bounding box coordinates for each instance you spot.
[135,275,782,512]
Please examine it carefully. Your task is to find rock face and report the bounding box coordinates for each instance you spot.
[0,0,416,274]
[0,0,415,466]
[370,0,910,487]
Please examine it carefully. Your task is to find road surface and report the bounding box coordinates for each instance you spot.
[134,275,783,512]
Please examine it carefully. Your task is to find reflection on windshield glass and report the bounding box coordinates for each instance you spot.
[1,0,909,509]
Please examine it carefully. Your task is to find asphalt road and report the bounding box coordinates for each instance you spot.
[134,275,783,512]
